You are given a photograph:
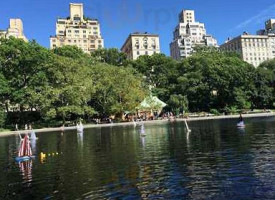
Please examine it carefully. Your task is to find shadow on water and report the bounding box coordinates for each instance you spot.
[0,117,275,199]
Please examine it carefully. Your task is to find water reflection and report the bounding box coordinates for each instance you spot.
[77,131,84,146]
[29,131,37,154]
[19,160,32,187]
[0,118,275,199]
[141,136,146,148]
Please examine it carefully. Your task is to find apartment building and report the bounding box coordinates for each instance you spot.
[121,32,160,60]
[170,9,218,60]
[0,19,27,42]
[220,33,271,67]
[50,3,104,53]
[221,19,275,67]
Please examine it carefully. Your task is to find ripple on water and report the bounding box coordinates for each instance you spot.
[1,118,275,199]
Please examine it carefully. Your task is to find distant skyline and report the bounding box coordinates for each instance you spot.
[0,0,275,55]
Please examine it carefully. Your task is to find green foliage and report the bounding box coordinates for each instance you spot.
[89,64,147,117]
[167,94,188,114]
[131,53,178,101]
[53,45,88,59]
[176,49,263,111]
[0,38,274,128]
[91,48,128,66]
[0,38,147,127]
[224,106,238,115]
[43,55,97,121]
[210,109,220,115]
[0,107,6,128]
[0,37,51,112]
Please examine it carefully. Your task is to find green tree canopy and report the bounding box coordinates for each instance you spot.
[89,64,147,117]
[90,48,128,66]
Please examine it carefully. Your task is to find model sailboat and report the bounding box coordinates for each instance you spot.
[15,134,34,162]
[76,121,84,133]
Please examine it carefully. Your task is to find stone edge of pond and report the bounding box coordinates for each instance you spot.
[0,112,274,137]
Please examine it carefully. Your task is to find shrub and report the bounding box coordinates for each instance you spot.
[210,109,220,116]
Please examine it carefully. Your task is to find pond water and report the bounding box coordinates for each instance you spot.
[1,117,275,199]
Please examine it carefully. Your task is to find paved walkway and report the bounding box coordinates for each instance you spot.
[0,112,274,137]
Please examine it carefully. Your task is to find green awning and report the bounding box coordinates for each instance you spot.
[137,96,167,111]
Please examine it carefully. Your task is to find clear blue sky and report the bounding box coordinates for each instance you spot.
[1,0,275,55]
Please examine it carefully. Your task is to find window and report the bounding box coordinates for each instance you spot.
[90,40,95,43]
[75,30,79,33]
[84,40,87,43]
[145,51,148,55]
[57,21,65,24]
[74,16,81,21]
[83,30,86,33]
[137,51,140,55]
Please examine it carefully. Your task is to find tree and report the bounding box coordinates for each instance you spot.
[0,107,5,128]
[131,53,178,102]
[89,64,147,118]
[0,37,51,113]
[176,49,256,111]
[167,94,188,115]
[53,45,88,59]
[0,72,10,112]
[90,48,128,66]
[44,55,96,123]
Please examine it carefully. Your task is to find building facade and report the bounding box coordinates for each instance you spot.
[170,10,218,60]
[221,19,275,67]
[0,19,27,41]
[50,3,104,53]
[220,33,271,67]
[121,32,160,60]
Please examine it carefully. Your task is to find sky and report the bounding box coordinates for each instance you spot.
[0,0,275,55]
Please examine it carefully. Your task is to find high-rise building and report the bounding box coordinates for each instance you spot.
[50,3,104,53]
[221,19,275,67]
[170,9,218,60]
[121,32,160,60]
[0,19,28,42]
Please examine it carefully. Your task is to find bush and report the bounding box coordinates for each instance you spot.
[224,106,239,115]
[210,109,220,116]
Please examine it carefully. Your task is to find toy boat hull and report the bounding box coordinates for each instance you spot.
[77,128,84,133]
[237,121,245,128]
[15,156,34,162]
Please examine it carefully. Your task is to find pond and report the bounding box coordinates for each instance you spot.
[0,117,275,199]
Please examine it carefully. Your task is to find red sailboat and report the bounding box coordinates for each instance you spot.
[15,134,34,162]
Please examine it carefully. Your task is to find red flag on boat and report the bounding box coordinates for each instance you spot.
[18,134,32,157]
